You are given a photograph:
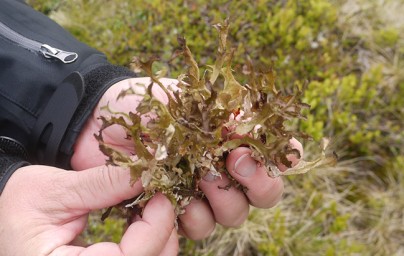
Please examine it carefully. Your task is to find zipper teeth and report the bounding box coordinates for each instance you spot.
[0,21,42,51]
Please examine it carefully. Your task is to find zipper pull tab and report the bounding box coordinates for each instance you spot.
[40,44,78,64]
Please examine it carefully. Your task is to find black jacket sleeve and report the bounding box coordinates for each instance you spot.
[0,0,136,193]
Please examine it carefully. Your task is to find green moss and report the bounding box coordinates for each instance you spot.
[84,211,126,244]
[26,0,61,14]
[374,27,400,47]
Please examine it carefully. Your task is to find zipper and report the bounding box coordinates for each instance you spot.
[0,21,78,64]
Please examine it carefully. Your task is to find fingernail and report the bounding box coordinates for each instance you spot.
[203,171,217,182]
[234,153,257,177]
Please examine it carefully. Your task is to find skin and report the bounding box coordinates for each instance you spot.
[0,77,302,255]
[0,165,177,256]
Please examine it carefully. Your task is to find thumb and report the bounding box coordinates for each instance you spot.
[63,165,143,211]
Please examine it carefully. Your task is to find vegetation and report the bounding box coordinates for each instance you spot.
[28,0,404,255]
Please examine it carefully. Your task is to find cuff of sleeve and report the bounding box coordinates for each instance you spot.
[57,64,137,168]
[0,155,30,195]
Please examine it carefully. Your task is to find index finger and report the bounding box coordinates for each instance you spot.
[225,138,303,208]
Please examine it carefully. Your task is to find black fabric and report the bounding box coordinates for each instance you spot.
[58,64,136,167]
[0,0,137,192]
[31,72,85,166]
[0,154,29,194]
[0,136,30,194]
[0,136,28,159]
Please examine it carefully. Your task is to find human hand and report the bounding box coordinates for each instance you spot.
[0,165,178,256]
[176,137,302,239]
[71,77,303,240]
